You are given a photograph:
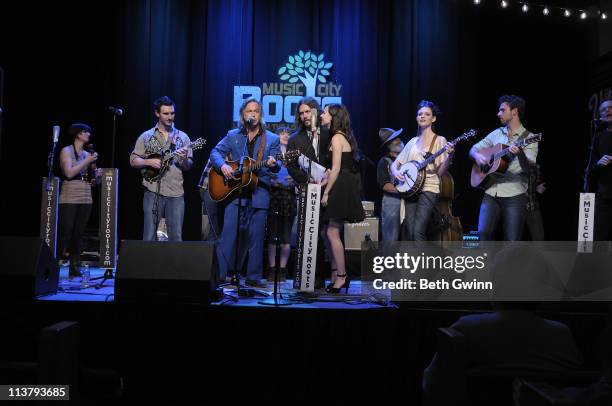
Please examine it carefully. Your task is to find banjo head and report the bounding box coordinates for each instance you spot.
[396,161,421,193]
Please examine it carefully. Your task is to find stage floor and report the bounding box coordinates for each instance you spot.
[38,265,394,310]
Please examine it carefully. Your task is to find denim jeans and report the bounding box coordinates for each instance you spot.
[143,190,185,241]
[478,193,527,241]
[381,194,402,241]
[402,191,438,241]
[216,199,268,281]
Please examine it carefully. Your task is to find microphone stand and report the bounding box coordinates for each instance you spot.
[583,120,601,192]
[46,139,58,191]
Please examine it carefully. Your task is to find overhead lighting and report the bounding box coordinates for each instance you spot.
[542,7,549,16]
[473,0,481,4]
[522,4,529,12]
[580,11,588,20]
[602,13,608,20]
[501,0,508,8]
[564,9,571,17]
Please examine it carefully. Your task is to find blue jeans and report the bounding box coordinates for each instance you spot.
[143,190,185,241]
[478,193,527,241]
[402,192,438,241]
[217,199,268,281]
[381,195,402,241]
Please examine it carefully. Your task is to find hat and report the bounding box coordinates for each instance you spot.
[379,128,403,147]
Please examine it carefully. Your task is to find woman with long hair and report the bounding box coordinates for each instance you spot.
[390,100,454,241]
[320,104,365,293]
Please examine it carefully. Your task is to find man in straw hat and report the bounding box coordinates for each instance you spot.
[376,128,404,241]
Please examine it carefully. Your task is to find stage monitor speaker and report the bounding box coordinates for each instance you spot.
[115,240,218,304]
[0,236,59,300]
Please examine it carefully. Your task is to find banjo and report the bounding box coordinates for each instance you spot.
[395,129,476,197]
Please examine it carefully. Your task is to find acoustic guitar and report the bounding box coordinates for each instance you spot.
[470,133,541,189]
[141,137,206,182]
[208,150,300,202]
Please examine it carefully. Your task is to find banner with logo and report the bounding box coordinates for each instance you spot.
[293,183,321,292]
[577,193,595,253]
[40,177,59,258]
[233,50,342,130]
[99,169,118,269]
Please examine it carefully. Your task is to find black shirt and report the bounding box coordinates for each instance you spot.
[589,130,612,199]
[377,155,396,197]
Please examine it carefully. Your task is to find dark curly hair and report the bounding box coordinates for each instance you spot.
[498,94,526,120]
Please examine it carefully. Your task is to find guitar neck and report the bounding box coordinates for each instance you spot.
[419,148,447,169]
[494,139,531,161]
[243,154,282,173]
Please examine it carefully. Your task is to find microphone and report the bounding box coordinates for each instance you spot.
[53,125,60,143]
[246,117,255,126]
[108,106,124,116]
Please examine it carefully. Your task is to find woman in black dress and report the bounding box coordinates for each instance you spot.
[320,104,365,293]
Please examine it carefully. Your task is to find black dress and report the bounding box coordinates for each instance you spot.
[322,151,366,223]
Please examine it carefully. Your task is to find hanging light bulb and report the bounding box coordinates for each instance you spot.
[602,12,608,20]
[542,7,549,15]
[580,11,588,19]
[501,0,508,8]
[564,9,571,17]
[473,0,481,4]
[522,3,529,12]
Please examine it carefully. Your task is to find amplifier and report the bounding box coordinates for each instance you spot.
[343,217,379,251]
[362,201,375,217]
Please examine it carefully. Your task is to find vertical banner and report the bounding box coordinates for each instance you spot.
[99,168,118,269]
[293,183,321,292]
[40,177,60,258]
[577,193,595,253]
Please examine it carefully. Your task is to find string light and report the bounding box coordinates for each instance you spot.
[473,1,607,23]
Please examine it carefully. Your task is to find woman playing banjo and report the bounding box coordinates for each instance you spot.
[390,100,454,241]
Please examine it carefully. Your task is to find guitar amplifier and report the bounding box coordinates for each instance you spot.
[343,217,379,251]
[362,201,375,218]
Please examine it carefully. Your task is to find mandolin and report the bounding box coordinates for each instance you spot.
[141,137,206,182]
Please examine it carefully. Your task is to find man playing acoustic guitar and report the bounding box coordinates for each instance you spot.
[469,94,538,241]
[210,98,280,287]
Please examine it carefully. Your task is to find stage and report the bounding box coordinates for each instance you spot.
[0,265,601,403]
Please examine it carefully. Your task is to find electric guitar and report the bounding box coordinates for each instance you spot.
[395,129,477,197]
[208,149,300,202]
[470,133,542,189]
[141,137,206,182]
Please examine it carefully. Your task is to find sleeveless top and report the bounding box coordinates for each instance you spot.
[59,145,93,204]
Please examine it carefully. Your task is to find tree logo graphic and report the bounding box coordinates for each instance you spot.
[277,50,333,97]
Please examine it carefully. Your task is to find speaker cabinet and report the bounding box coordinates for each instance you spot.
[0,236,59,300]
[115,240,218,304]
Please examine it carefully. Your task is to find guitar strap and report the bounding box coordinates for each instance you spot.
[256,129,266,161]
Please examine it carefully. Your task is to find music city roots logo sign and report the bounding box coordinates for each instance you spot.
[233,50,342,129]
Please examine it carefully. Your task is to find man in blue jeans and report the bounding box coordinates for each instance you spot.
[469,95,538,241]
[210,98,280,288]
[130,96,193,241]
[376,128,404,241]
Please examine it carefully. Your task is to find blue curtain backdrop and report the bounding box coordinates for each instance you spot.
[0,0,593,240]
